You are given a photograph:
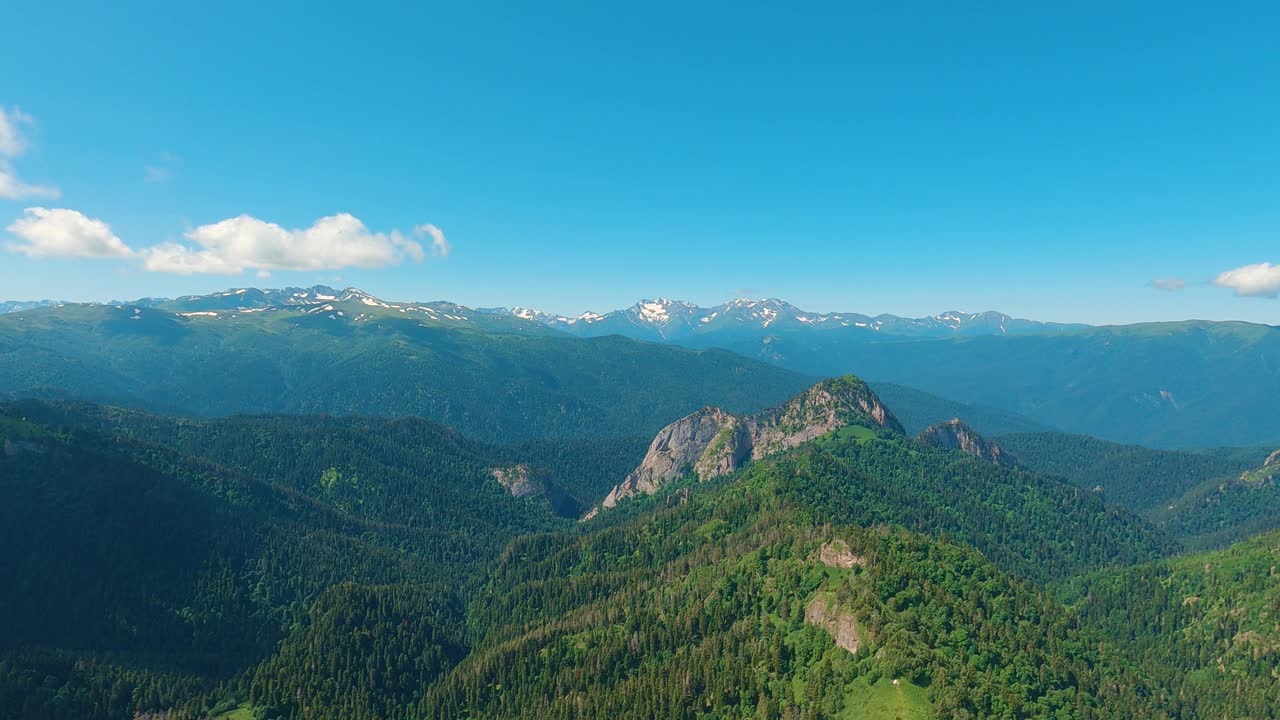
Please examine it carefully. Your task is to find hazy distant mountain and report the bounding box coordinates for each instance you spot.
[0,287,812,442]
[0,300,63,314]
[6,286,1280,447]
[4,287,1085,339]
[482,296,1087,341]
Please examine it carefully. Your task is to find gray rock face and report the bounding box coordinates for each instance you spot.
[816,539,866,569]
[586,376,902,518]
[491,464,545,498]
[805,596,863,655]
[595,407,747,514]
[917,418,1018,467]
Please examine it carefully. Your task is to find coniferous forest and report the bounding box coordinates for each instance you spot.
[3,373,1278,719]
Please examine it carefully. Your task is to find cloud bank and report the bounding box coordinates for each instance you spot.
[142,213,429,275]
[5,207,447,275]
[1213,262,1280,298]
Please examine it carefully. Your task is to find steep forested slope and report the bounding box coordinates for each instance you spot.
[998,432,1266,511]
[423,459,1170,720]
[14,381,1280,720]
[7,400,650,522]
[999,432,1279,548]
[1063,531,1280,720]
[0,387,1178,720]
[0,408,577,720]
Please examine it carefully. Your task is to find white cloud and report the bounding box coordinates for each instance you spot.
[0,107,33,157]
[417,223,451,258]
[141,213,431,275]
[1213,262,1280,298]
[0,107,60,200]
[5,207,134,259]
[0,163,60,200]
[1149,277,1186,292]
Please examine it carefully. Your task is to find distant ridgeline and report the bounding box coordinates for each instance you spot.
[0,287,815,442]
[5,286,1280,447]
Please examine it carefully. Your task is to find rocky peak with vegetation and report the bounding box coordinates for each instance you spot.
[1239,448,1280,485]
[917,418,1019,467]
[587,376,902,517]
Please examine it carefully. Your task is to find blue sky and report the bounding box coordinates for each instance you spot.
[1,1,1277,324]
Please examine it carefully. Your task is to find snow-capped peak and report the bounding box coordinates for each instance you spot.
[637,301,671,324]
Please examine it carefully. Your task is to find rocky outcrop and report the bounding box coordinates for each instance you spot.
[586,376,902,518]
[749,376,904,458]
[805,595,864,655]
[1238,449,1280,485]
[491,464,544,498]
[817,539,866,569]
[917,418,1018,467]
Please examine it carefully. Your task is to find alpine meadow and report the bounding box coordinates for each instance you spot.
[2,3,1279,719]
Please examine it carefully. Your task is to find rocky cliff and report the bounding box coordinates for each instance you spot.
[586,376,901,518]
[916,418,1019,467]
[1239,448,1280,485]
[491,464,545,498]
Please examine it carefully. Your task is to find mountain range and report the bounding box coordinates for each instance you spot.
[484,296,1090,340]
[0,287,1087,339]
[4,285,1279,447]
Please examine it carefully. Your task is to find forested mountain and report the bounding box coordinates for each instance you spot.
[419,427,1235,720]
[718,321,1280,449]
[592,376,903,517]
[0,300,812,442]
[916,419,1019,467]
[1,379,1181,720]
[429,498,1155,719]
[4,371,1276,719]
[997,432,1267,511]
[0,412,488,720]
[0,402,650,719]
[1062,531,1280,720]
[6,288,1276,447]
[998,432,1279,548]
[481,295,1280,449]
